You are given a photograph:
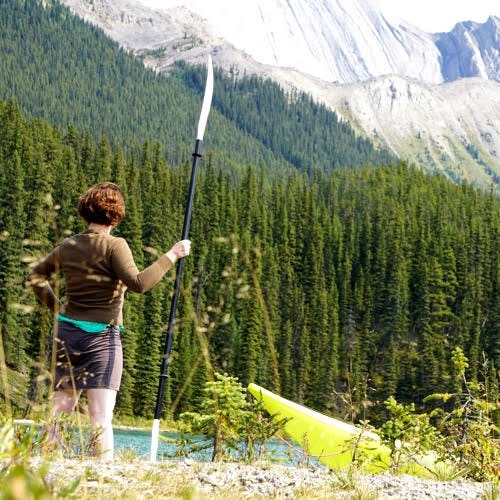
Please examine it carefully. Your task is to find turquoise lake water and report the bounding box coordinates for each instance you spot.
[114,428,316,466]
[12,420,318,466]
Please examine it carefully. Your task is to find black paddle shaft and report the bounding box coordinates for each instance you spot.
[153,139,202,420]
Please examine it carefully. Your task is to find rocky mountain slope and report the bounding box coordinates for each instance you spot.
[435,16,500,83]
[59,0,500,191]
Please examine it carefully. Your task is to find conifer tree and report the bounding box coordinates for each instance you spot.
[0,150,27,370]
[133,285,165,417]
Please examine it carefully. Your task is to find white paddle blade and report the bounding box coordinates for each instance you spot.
[150,418,160,461]
[196,54,214,141]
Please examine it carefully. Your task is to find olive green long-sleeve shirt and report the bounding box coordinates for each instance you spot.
[28,229,174,326]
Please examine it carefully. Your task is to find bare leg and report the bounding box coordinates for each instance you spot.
[87,388,117,461]
[43,389,81,450]
[53,388,81,415]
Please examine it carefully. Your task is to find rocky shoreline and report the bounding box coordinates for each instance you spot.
[34,457,492,499]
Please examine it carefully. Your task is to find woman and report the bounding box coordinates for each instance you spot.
[28,182,190,460]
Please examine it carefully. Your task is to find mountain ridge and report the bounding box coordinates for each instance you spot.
[58,0,500,190]
[435,16,500,82]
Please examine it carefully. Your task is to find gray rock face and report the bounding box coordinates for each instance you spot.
[61,0,445,84]
[59,0,499,85]
[435,16,500,82]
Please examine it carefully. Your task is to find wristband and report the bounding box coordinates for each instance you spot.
[166,250,177,264]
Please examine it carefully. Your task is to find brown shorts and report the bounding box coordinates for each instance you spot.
[54,321,123,391]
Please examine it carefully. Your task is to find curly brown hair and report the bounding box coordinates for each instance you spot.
[78,182,126,226]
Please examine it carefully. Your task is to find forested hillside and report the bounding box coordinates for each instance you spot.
[0,0,395,176]
[0,101,498,422]
[0,0,498,424]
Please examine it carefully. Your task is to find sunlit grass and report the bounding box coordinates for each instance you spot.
[481,482,499,500]
[427,461,466,482]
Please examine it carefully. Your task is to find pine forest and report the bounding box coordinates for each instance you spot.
[0,0,498,427]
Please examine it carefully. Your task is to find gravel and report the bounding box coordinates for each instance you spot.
[29,457,492,499]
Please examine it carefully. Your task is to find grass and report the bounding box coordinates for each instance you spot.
[0,418,494,500]
[482,482,500,500]
[22,457,335,499]
[427,461,466,482]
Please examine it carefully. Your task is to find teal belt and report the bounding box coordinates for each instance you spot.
[57,314,123,333]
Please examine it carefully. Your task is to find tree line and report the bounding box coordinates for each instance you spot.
[0,0,395,180]
[0,100,498,424]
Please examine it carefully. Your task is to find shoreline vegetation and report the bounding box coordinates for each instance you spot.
[2,368,499,498]
[2,420,495,499]
[2,417,497,499]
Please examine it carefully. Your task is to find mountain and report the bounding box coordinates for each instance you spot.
[62,0,499,85]
[58,0,500,190]
[324,76,500,187]
[152,0,444,85]
[435,16,500,83]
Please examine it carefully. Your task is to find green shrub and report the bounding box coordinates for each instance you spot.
[424,347,499,482]
[177,372,285,462]
[380,396,443,473]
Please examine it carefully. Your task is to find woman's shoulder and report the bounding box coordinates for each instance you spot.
[109,234,128,245]
[61,232,128,251]
[107,235,131,254]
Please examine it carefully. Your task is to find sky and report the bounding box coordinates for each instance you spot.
[137,0,499,34]
[375,0,499,32]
